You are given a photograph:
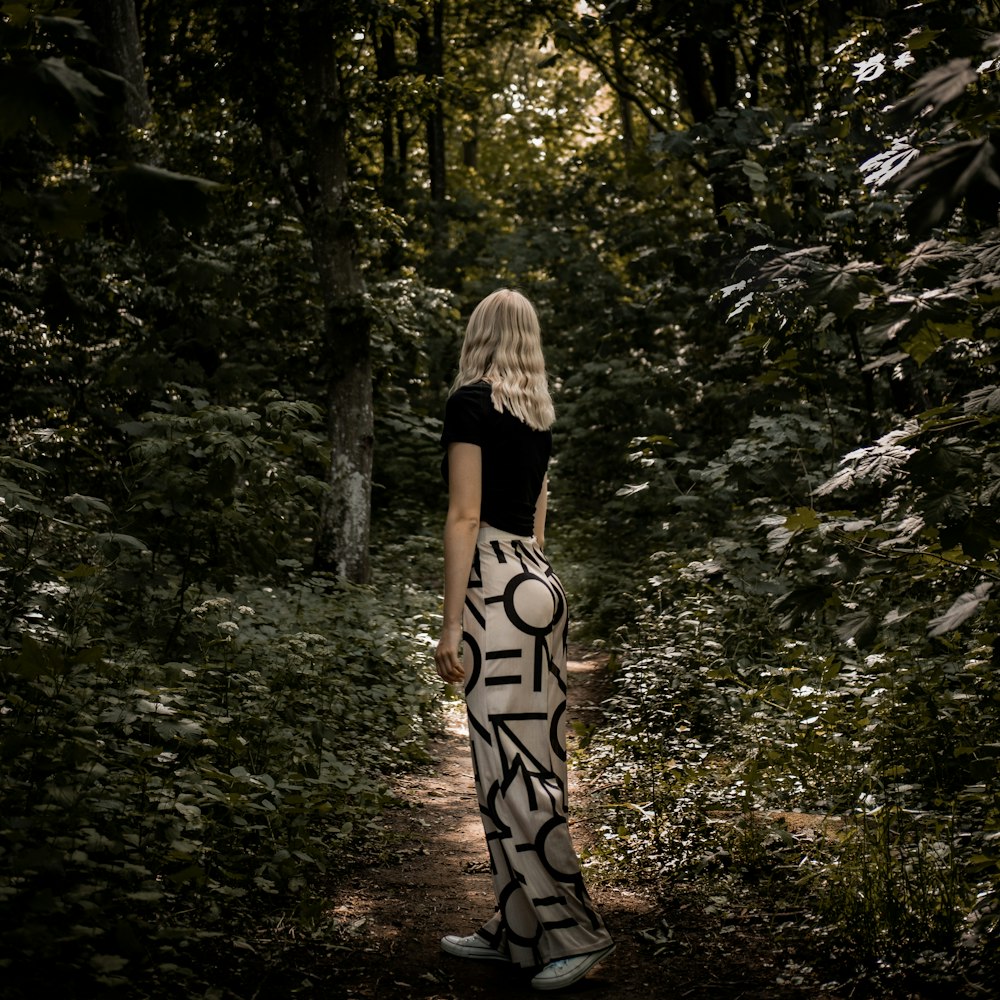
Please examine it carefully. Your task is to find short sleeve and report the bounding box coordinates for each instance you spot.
[441,384,489,448]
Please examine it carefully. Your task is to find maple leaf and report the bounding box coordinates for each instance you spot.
[927,581,994,637]
[887,57,977,122]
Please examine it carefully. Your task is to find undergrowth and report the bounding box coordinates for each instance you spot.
[578,576,1000,997]
[0,574,441,999]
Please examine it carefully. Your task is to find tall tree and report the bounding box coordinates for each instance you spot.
[156,0,379,581]
[298,1,374,581]
[85,0,151,128]
[417,0,447,250]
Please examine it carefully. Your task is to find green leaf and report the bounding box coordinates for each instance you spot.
[964,385,1000,415]
[904,28,942,51]
[118,163,223,232]
[94,532,148,551]
[784,507,820,531]
[889,57,976,122]
[893,137,1000,235]
[8,636,65,679]
[902,325,942,366]
[836,610,878,648]
[928,582,994,637]
[36,15,98,45]
[56,564,102,579]
[36,56,105,126]
[65,493,111,515]
[90,954,129,973]
[1,4,33,27]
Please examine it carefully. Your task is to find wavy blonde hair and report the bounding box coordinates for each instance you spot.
[450,289,555,431]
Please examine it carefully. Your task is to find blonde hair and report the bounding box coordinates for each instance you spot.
[450,289,555,431]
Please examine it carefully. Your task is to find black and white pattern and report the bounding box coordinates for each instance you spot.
[462,526,613,969]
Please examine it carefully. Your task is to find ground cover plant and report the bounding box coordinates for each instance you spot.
[581,587,998,995]
[1,551,439,997]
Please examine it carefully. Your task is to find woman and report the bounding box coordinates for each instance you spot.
[434,289,614,991]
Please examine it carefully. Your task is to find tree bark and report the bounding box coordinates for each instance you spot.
[674,21,751,221]
[86,0,151,128]
[375,21,406,272]
[299,3,374,582]
[375,24,403,209]
[418,1,447,248]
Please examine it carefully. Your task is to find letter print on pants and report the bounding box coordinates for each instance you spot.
[462,528,613,968]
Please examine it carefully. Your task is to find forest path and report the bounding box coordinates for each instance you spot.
[324,651,838,999]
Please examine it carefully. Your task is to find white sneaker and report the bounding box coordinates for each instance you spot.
[440,932,510,962]
[531,943,615,991]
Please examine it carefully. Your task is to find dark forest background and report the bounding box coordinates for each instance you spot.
[1,1,998,996]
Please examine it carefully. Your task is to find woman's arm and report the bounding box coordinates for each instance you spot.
[533,474,548,550]
[434,442,482,684]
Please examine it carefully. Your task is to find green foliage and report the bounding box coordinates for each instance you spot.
[121,385,328,593]
[559,7,999,994]
[0,577,439,998]
[582,582,999,991]
[4,0,1000,993]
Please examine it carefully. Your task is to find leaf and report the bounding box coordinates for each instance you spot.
[904,28,942,52]
[772,584,834,628]
[963,385,1000,415]
[127,889,165,902]
[616,482,649,497]
[928,582,994,637]
[812,260,881,318]
[897,239,967,280]
[36,15,99,45]
[37,56,105,121]
[9,635,65,679]
[118,163,223,232]
[888,57,977,122]
[893,137,1000,235]
[90,954,129,973]
[741,159,767,193]
[816,429,917,495]
[175,802,202,822]
[836,610,879,648]
[94,532,148,551]
[901,325,942,366]
[861,351,910,372]
[601,0,638,24]
[57,564,102,579]
[117,420,151,438]
[1,4,33,27]
[861,139,920,189]
[853,53,886,84]
[784,507,820,531]
[65,493,111,515]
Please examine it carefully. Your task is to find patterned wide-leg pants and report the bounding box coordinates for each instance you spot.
[462,525,613,969]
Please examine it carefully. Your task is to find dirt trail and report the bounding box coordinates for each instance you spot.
[325,652,837,999]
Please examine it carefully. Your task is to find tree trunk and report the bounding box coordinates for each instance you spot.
[299,3,374,582]
[418,1,447,248]
[375,24,403,209]
[375,20,407,273]
[675,23,752,222]
[86,0,151,128]
[463,121,479,169]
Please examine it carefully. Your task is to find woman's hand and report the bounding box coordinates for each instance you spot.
[435,622,466,684]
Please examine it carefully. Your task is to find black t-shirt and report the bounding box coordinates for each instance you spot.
[440,381,552,536]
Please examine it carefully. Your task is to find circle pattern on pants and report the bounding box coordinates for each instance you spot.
[462,531,612,969]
